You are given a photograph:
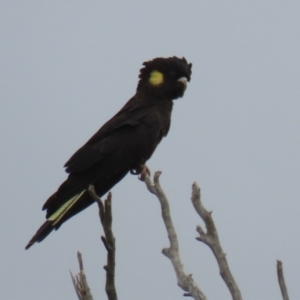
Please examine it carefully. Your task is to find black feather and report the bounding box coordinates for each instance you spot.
[26,56,192,249]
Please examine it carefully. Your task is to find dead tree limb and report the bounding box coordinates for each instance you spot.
[88,186,118,300]
[144,171,207,300]
[191,183,242,300]
[70,251,94,300]
[277,260,290,300]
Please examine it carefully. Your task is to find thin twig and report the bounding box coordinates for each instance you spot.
[191,183,242,300]
[70,252,94,300]
[88,186,118,300]
[144,171,207,300]
[277,260,290,300]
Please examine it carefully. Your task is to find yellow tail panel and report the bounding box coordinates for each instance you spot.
[48,190,85,225]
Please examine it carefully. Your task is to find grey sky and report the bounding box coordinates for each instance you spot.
[1,2,300,299]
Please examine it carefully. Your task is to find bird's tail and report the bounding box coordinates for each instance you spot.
[25,221,54,250]
[25,191,86,250]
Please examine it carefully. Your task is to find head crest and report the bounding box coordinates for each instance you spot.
[137,56,192,90]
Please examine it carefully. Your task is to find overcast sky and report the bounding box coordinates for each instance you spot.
[1,2,300,300]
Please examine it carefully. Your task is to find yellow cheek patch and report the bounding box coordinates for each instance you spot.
[149,70,164,86]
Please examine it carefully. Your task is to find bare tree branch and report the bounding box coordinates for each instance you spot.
[88,186,118,300]
[70,252,94,300]
[191,183,242,300]
[69,175,289,300]
[277,260,290,300]
[144,171,207,300]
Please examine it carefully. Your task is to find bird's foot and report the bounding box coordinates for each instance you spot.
[130,165,151,181]
[139,165,151,181]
